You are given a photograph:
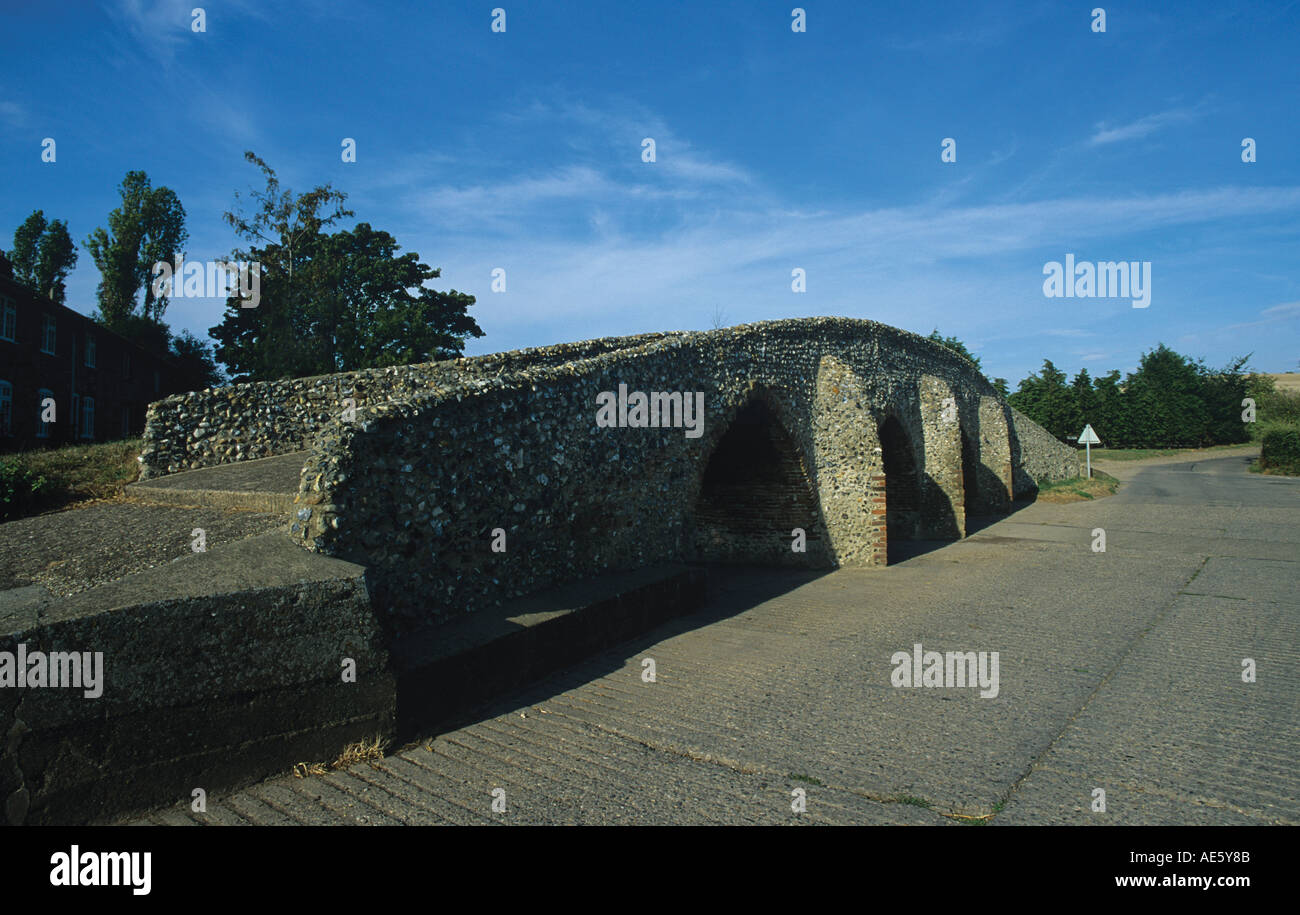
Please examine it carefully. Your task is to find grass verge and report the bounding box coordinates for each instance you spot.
[1034,470,1120,503]
[1,438,143,521]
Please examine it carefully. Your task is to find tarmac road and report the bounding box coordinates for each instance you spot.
[132,451,1299,825]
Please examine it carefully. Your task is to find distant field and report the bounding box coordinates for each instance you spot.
[1266,373,1300,393]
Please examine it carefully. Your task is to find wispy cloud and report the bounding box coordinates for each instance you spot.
[1088,107,1201,146]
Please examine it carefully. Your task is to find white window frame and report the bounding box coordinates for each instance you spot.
[80,395,95,440]
[0,297,15,342]
[36,388,55,438]
[40,314,56,355]
[0,380,12,436]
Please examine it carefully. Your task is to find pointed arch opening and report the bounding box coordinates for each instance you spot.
[691,398,829,567]
[880,414,922,550]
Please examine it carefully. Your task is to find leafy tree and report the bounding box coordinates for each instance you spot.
[1008,359,1074,439]
[169,330,225,391]
[1198,355,1251,446]
[211,152,354,380]
[1069,369,1095,436]
[211,152,483,381]
[9,211,45,286]
[7,211,78,305]
[1009,345,1255,448]
[992,377,1010,398]
[1124,344,1205,446]
[927,328,981,370]
[1092,369,1128,445]
[83,171,188,329]
[303,223,482,372]
[112,313,173,358]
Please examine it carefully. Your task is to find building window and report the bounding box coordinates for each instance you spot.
[0,380,11,436]
[123,351,132,380]
[40,315,57,355]
[0,297,15,342]
[80,396,95,440]
[85,334,96,367]
[36,388,55,438]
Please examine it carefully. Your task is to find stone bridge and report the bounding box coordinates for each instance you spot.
[4,317,1082,824]
[142,317,1078,635]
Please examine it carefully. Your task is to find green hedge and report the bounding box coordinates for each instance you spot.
[1259,422,1300,475]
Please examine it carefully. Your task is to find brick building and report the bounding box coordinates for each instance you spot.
[0,275,188,450]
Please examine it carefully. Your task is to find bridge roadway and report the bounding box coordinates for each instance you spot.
[132,449,1299,825]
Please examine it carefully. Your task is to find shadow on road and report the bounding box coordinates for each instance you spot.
[401,564,831,745]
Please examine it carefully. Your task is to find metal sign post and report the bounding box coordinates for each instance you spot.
[1078,424,1101,478]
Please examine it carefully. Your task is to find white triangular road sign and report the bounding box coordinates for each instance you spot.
[1078,424,1101,445]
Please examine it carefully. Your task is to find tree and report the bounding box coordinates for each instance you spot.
[211,153,483,381]
[7,211,78,305]
[211,152,353,380]
[927,328,981,371]
[1092,369,1128,445]
[1198,355,1251,446]
[1124,344,1205,446]
[992,377,1010,398]
[83,171,188,329]
[169,330,225,391]
[9,211,44,286]
[1010,345,1258,449]
[1069,368,1095,436]
[1008,359,1074,439]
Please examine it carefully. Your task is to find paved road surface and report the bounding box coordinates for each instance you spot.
[133,452,1299,825]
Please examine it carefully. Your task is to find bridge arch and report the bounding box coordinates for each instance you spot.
[879,412,924,552]
[689,388,832,567]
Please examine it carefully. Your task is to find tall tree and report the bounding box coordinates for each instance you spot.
[1124,344,1205,446]
[1092,369,1128,445]
[211,152,483,381]
[7,211,78,305]
[212,152,353,380]
[83,171,188,329]
[9,211,46,288]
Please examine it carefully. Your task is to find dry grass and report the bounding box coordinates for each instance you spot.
[293,735,387,779]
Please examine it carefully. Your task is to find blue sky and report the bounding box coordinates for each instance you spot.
[2,0,1297,384]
